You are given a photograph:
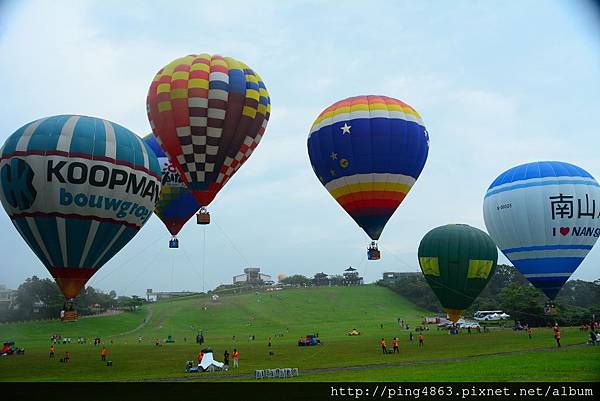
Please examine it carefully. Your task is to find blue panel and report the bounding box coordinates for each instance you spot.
[91,117,107,158]
[512,257,583,275]
[228,69,245,94]
[113,123,135,165]
[13,217,52,267]
[209,80,229,91]
[69,117,95,155]
[66,218,92,267]
[95,227,137,268]
[33,216,63,267]
[26,115,69,153]
[488,161,594,190]
[83,222,121,268]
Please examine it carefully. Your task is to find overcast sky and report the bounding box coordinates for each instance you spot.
[0,0,599,296]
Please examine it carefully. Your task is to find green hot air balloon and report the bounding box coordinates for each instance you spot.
[418,224,498,322]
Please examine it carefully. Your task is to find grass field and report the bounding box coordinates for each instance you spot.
[0,285,598,382]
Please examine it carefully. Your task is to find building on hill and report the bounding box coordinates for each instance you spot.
[233,267,272,285]
[382,272,422,283]
[0,284,17,312]
[146,289,197,302]
[342,267,363,286]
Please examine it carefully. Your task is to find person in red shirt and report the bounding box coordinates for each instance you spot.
[418,334,424,347]
[197,351,203,365]
[233,349,239,368]
[49,345,55,358]
[380,338,387,354]
[555,330,561,348]
[101,346,108,361]
[392,337,399,354]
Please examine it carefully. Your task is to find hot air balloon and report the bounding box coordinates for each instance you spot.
[0,115,161,316]
[143,134,199,248]
[146,54,270,224]
[307,95,429,259]
[483,161,600,302]
[418,224,498,322]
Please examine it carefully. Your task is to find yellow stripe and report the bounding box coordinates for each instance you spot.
[188,78,208,89]
[312,103,421,128]
[243,106,257,118]
[329,182,412,198]
[419,257,440,277]
[172,71,189,81]
[211,58,228,67]
[158,101,172,112]
[224,57,243,71]
[170,88,188,100]
[157,83,171,94]
[190,62,210,72]
[468,260,494,279]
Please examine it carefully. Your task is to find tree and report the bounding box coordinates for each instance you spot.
[280,275,312,287]
[499,283,545,325]
[312,273,329,286]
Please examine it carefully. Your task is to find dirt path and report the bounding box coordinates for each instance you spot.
[109,304,153,338]
[142,342,587,382]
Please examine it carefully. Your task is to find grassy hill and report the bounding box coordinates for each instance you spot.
[0,285,598,381]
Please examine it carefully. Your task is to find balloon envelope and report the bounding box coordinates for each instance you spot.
[307,95,429,240]
[418,224,498,322]
[146,54,270,208]
[0,115,161,298]
[143,134,199,236]
[483,161,600,300]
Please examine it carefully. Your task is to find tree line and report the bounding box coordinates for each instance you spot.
[0,275,145,322]
[378,264,600,327]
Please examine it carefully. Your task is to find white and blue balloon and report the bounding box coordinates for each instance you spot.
[483,161,600,299]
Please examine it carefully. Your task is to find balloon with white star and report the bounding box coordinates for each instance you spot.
[307,95,429,258]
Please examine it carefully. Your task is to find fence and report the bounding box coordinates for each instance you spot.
[255,368,299,379]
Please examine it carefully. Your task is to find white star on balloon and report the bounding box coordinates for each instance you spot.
[340,123,351,134]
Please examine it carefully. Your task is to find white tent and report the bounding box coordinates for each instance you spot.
[199,351,226,371]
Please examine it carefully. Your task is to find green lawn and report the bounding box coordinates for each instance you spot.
[0,285,598,382]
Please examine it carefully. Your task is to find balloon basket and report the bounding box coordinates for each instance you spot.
[367,242,380,260]
[61,310,78,322]
[169,237,179,249]
[196,209,210,225]
[367,249,380,260]
[544,302,559,316]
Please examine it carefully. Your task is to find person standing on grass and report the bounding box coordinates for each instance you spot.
[418,334,424,347]
[380,338,387,354]
[224,350,230,367]
[49,345,55,358]
[64,351,71,362]
[392,337,399,354]
[555,329,561,348]
[409,332,413,342]
[527,327,533,339]
[233,349,239,368]
[101,346,107,361]
[268,336,272,347]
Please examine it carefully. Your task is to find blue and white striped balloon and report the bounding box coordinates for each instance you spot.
[483,161,600,299]
[0,115,162,299]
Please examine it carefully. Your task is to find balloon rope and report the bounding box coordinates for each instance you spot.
[180,246,205,289]
[213,219,251,266]
[202,225,206,292]
[116,254,159,296]
[88,233,168,288]
[378,245,420,271]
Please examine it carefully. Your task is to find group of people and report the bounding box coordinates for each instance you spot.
[380,334,424,354]
[196,349,239,368]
